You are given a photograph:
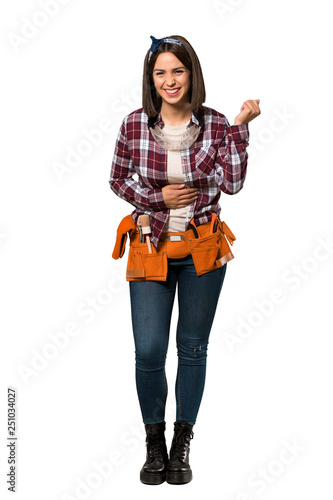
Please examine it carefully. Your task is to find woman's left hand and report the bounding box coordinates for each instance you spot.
[234,99,261,125]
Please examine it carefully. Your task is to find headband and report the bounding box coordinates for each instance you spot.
[148,35,185,62]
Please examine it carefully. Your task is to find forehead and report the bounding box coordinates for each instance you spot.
[153,51,184,69]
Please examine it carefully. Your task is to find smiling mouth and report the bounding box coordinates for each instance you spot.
[164,88,181,96]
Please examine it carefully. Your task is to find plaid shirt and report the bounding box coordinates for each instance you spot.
[109,105,249,249]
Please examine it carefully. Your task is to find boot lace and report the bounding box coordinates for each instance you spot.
[147,431,165,460]
[171,428,194,460]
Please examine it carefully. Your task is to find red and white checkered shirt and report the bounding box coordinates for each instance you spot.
[109,105,249,249]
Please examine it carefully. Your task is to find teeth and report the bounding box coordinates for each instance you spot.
[165,89,180,94]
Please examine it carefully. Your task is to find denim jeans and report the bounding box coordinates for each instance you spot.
[129,254,227,425]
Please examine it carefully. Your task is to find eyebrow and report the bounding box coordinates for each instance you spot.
[153,66,186,72]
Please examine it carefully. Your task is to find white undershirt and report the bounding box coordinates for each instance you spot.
[161,121,190,233]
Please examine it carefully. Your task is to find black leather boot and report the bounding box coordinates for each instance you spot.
[140,421,168,485]
[166,421,194,484]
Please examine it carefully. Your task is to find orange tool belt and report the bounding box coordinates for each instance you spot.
[112,213,236,281]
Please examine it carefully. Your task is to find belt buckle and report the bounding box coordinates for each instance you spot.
[167,235,185,242]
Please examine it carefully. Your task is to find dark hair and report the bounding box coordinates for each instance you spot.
[142,35,206,119]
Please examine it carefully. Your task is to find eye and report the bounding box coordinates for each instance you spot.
[175,70,184,74]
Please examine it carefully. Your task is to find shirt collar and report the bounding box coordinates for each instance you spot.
[152,109,201,130]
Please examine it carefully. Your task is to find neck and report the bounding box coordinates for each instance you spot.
[160,101,192,126]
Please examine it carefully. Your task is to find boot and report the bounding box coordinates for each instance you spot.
[166,421,194,484]
[140,421,168,485]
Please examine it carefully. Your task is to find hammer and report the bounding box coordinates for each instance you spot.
[139,214,152,253]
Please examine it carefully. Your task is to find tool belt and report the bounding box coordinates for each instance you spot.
[112,213,236,281]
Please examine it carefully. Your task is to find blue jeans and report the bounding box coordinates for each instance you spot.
[129,255,227,425]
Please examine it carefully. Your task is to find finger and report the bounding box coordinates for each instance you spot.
[178,195,199,205]
[182,188,200,194]
[169,185,200,193]
[167,184,185,190]
[245,100,260,117]
[251,99,261,112]
[250,100,261,115]
[176,191,199,200]
[240,102,251,116]
[178,188,200,197]
[245,100,255,113]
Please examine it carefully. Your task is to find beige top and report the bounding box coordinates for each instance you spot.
[160,121,191,233]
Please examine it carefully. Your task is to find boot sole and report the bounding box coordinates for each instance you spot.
[140,470,166,485]
[166,470,192,484]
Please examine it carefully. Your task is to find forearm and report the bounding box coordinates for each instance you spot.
[215,122,249,194]
[109,177,167,212]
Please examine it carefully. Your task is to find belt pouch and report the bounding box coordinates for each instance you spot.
[189,231,222,276]
[126,231,168,282]
[189,216,236,276]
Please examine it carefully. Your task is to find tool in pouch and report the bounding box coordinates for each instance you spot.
[137,214,152,252]
[112,212,236,282]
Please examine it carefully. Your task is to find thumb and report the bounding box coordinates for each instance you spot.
[172,184,185,189]
[257,99,260,103]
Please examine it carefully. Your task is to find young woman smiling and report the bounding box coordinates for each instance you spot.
[109,34,261,485]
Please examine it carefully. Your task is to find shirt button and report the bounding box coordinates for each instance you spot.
[228,133,232,137]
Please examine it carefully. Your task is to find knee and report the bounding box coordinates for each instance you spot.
[135,348,167,372]
[177,340,208,365]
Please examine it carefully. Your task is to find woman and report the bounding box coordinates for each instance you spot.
[109,34,260,485]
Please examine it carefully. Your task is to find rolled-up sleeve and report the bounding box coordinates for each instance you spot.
[109,118,167,211]
[214,117,250,194]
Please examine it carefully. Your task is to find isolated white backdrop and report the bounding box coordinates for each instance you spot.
[1,0,332,499]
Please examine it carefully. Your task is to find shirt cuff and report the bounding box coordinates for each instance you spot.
[225,123,249,142]
[148,188,167,211]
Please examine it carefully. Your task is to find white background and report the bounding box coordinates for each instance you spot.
[1,0,332,499]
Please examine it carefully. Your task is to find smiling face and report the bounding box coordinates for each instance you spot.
[152,52,191,107]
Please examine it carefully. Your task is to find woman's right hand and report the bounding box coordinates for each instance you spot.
[162,184,199,209]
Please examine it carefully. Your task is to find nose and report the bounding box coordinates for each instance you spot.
[166,75,175,86]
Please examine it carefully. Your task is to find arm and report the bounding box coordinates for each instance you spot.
[214,116,250,195]
[109,118,168,211]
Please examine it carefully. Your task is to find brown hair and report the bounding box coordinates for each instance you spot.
[142,35,206,119]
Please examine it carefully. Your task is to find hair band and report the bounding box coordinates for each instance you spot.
[148,35,185,62]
